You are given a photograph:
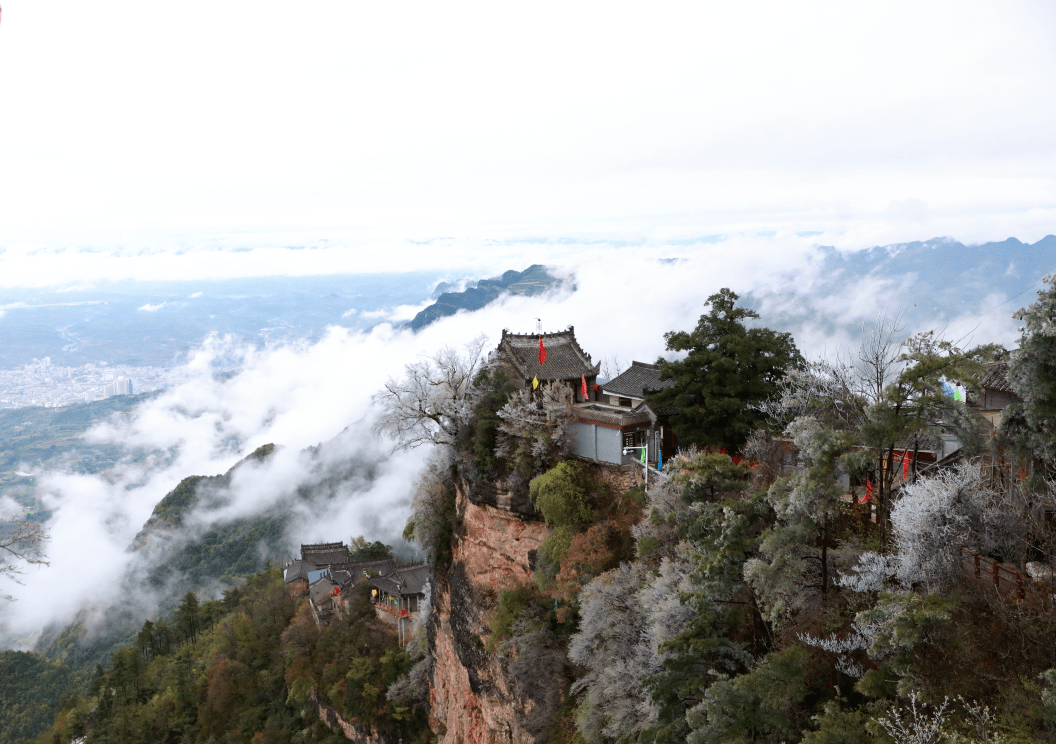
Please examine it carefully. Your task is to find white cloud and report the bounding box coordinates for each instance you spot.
[190,291,203,298]
[0,238,1029,641]
[137,302,167,312]
[0,496,23,520]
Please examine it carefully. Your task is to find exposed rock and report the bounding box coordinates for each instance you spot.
[309,690,386,743]
[429,484,562,744]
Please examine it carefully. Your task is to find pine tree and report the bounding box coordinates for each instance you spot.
[649,288,803,452]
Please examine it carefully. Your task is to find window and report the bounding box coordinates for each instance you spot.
[618,397,632,407]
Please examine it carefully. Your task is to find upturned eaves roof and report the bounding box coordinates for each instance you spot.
[498,327,601,382]
[602,361,675,399]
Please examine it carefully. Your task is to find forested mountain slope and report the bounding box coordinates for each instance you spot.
[32,569,429,744]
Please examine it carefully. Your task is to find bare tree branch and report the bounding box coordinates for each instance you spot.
[371,334,489,451]
[0,505,49,601]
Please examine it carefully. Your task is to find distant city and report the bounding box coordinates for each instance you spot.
[0,358,176,409]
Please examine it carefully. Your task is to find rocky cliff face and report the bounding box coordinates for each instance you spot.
[428,484,558,744]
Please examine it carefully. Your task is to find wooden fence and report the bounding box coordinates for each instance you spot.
[962,548,1054,604]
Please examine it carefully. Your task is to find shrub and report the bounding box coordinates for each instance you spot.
[490,587,535,648]
[535,526,578,590]
[529,461,594,527]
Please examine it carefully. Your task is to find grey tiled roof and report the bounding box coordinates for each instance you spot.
[602,361,675,399]
[300,542,349,566]
[394,563,431,595]
[309,577,339,605]
[980,362,1017,394]
[572,403,652,428]
[369,574,401,595]
[284,560,309,584]
[498,327,601,382]
[368,562,431,596]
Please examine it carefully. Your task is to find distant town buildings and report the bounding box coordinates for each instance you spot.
[0,357,170,409]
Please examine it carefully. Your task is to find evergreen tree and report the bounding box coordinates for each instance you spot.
[1003,273,1056,477]
[175,592,200,644]
[649,288,803,452]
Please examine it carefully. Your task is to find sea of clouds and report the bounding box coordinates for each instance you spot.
[0,236,1024,643]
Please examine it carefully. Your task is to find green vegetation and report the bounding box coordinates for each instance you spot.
[0,651,82,744]
[529,461,595,527]
[348,535,395,561]
[463,364,518,480]
[648,288,803,452]
[0,392,160,512]
[489,586,535,648]
[145,475,205,528]
[149,513,287,589]
[34,568,428,744]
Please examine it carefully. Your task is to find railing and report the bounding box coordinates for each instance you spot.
[372,600,416,618]
[962,548,1054,603]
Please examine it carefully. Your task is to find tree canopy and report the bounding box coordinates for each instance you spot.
[371,334,489,451]
[649,288,803,452]
[1003,273,1056,475]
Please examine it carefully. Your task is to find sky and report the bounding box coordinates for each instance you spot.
[0,1,1053,639]
[0,0,1055,280]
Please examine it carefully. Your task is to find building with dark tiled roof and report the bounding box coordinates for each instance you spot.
[300,542,350,567]
[284,542,357,598]
[974,361,1022,436]
[600,361,675,408]
[568,361,680,468]
[497,326,600,400]
[308,576,341,625]
[369,562,431,617]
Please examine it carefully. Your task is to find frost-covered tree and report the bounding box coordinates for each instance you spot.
[0,497,48,600]
[1003,274,1056,477]
[570,556,699,743]
[570,561,664,742]
[494,381,573,495]
[888,464,1022,592]
[745,417,858,624]
[570,452,762,744]
[874,693,950,744]
[372,334,490,451]
[763,316,996,546]
[641,466,766,743]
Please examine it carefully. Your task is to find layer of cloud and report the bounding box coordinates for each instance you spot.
[0,240,1026,642]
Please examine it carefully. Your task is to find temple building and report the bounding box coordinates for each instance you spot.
[496,326,600,402]
[569,361,678,468]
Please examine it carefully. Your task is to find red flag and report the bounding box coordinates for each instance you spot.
[581,375,587,399]
[858,479,873,504]
[538,335,547,366]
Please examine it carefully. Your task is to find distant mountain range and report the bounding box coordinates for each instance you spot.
[743,234,1056,345]
[407,264,562,331]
